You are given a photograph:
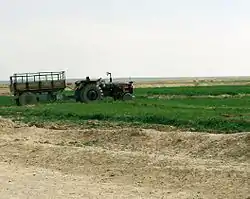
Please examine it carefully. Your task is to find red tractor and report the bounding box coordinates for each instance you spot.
[74,72,134,103]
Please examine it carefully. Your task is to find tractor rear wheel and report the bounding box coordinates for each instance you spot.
[79,83,104,103]
[18,92,38,106]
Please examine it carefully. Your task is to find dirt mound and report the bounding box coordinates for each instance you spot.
[0,119,249,161]
[142,129,250,161]
[0,116,29,129]
[0,116,16,129]
[0,119,249,198]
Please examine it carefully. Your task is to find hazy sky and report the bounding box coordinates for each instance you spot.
[0,0,250,80]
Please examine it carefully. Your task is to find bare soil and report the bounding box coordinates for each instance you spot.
[134,81,250,88]
[0,87,9,96]
[0,117,249,199]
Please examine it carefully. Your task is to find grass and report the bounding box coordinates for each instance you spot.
[135,85,250,97]
[0,96,250,133]
[0,96,14,106]
[0,84,250,133]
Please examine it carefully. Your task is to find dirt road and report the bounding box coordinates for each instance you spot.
[0,117,249,199]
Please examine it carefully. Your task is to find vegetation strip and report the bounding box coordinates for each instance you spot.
[135,85,250,96]
[0,84,250,133]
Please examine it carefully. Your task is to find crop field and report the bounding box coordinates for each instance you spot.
[135,84,250,97]
[0,83,249,198]
[1,85,250,133]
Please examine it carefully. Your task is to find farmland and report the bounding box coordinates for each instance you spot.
[0,83,249,198]
[135,84,250,97]
[1,84,250,133]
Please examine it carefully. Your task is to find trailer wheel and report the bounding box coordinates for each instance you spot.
[15,98,20,106]
[48,92,57,102]
[19,92,38,106]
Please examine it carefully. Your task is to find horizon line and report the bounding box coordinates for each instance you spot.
[0,75,250,82]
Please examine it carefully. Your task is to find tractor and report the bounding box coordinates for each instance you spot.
[9,71,134,106]
[74,72,134,103]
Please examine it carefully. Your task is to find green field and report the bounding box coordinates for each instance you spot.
[0,85,250,133]
[135,84,250,97]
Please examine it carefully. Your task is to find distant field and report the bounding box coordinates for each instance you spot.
[135,85,250,97]
[1,75,249,89]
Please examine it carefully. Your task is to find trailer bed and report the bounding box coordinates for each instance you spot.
[10,71,66,95]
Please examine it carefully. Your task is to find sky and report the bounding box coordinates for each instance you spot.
[0,0,250,80]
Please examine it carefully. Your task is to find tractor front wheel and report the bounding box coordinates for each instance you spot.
[122,93,133,101]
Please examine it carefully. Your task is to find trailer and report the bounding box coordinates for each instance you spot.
[9,71,66,106]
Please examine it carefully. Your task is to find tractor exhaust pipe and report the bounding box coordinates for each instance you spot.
[106,72,112,83]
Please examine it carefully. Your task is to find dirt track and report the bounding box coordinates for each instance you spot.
[0,117,249,199]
